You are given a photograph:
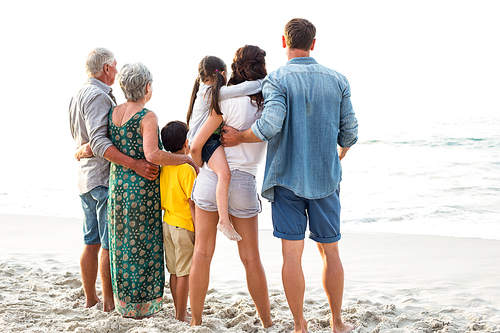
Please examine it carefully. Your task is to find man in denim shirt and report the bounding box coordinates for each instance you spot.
[222,19,357,333]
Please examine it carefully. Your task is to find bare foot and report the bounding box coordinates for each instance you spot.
[85,297,101,308]
[261,318,273,328]
[175,310,191,323]
[176,316,190,323]
[103,297,115,312]
[331,318,354,333]
[217,221,242,241]
[293,320,307,333]
[103,304,115,312]
[190,317,202,326]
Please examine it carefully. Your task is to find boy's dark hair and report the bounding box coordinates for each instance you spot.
[161,121,189,153]
[284,18,316,51]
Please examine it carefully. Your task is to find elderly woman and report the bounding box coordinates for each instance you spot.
[108,62,196,318]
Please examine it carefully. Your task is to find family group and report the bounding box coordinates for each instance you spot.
[68,18,358,333]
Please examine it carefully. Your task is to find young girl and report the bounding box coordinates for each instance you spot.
[187,55,261,241]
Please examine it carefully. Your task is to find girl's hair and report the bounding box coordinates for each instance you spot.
[187,56,227,125]
[228,45,267,111]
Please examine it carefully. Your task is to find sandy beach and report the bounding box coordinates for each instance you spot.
[0,213,499,332]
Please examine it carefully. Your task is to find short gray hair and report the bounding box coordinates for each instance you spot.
[118,62,153,102]
[85,48,115,78]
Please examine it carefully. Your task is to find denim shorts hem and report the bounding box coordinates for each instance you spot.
[273,230,305,241]
[83,240,109,250]
[229,211,260,219]
[309,233,341,244]
[191,197,218,213]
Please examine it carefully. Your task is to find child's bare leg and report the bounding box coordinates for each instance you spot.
[174,275,190,322]
[207,146,241,241]
[170,274,178,310]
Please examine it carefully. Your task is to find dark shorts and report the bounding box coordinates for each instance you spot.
[201,134,221,163]
[271,186,341,243]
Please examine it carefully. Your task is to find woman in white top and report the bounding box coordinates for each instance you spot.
[187,58,262,241]
[189,45,272,328]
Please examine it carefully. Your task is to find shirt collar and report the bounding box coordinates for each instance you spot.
[286,57,318,65]
[86,77,112,94]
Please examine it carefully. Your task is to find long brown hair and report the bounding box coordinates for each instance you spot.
[187,56,227,125]
[228,45,267,111]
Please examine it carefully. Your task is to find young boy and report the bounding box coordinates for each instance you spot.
[160,121,197,322]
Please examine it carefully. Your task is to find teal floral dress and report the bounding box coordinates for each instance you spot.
[107,108,164,317]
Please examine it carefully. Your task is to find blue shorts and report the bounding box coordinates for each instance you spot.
[192,169,262,219]
[271,186,341,243]
[201,134,221,163]
[80,186,109,249]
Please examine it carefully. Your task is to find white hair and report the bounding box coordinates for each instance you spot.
[118,62,153,102]
[85,48,115,78]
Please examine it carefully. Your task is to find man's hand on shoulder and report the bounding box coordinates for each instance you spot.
[132,159,159,181]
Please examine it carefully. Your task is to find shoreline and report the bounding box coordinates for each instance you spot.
[1,213,499,332]
[2,211,499,241]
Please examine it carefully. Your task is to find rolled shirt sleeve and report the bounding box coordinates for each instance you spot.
[251,76,286,142]
[84,94,113,158]
[337,81,358,147]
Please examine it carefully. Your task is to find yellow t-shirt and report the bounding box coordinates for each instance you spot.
[160,163,197,232]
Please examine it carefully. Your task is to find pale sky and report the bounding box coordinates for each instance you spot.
[1,0,499,188]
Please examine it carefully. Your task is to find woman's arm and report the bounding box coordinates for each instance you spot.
[142,111,199,172]
[189,110,224,167]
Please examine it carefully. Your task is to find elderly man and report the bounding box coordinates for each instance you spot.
[69,48,159,311]
[222,19,358,333]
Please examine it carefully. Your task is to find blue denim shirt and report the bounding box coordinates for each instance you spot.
[251,57,358,201]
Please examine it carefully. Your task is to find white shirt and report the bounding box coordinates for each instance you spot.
[204,96,267,176]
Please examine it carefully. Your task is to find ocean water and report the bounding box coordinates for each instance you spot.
[1,113,498,240]
[339,113,500,240]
